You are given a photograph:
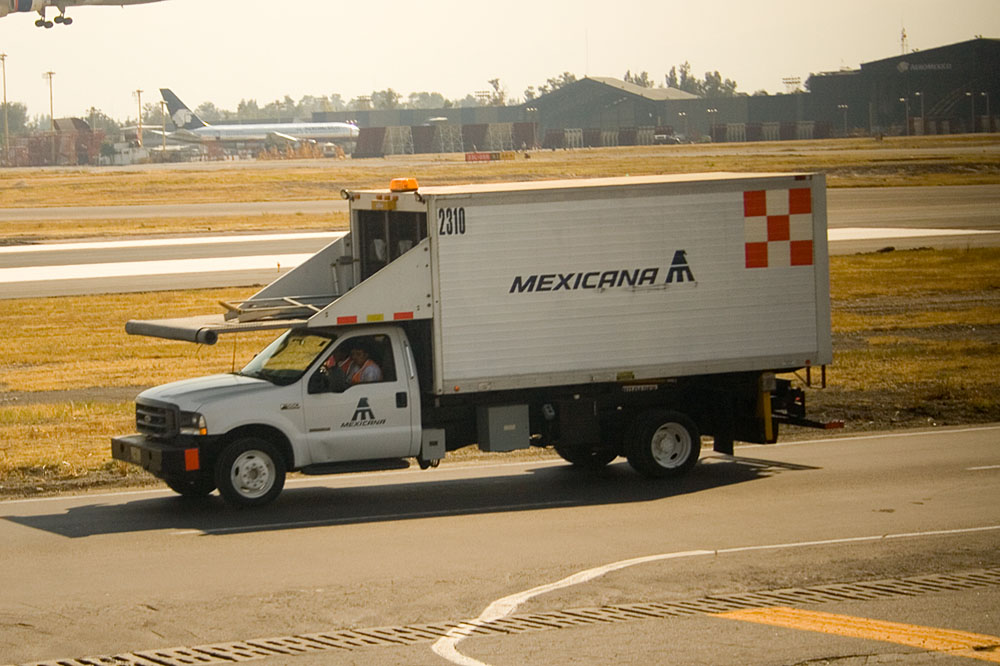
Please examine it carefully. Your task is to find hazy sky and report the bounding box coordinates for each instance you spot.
[0,0,997,121]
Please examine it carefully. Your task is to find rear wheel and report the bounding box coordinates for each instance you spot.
[554,443,618,471]
[215,437,286,508]
[625,410,700,478]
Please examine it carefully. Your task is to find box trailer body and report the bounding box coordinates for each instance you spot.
[114,173,833,507]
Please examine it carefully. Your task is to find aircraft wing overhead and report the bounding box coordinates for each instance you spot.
[3,0,169,27]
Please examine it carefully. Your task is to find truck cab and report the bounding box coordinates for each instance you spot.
[113,324,441,506]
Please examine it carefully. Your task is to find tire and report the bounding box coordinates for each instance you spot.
[625,410,700,478]
[554,443,618,471]
[214,436,286,508]
[165,474,216,498]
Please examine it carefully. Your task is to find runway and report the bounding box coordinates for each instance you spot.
[0,185,997,299]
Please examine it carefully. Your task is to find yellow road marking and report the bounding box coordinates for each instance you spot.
[716,607,1000,663]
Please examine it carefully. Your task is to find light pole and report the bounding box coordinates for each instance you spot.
[43,71,55,164]
[914,92,925,135]
[43,71,55,130]
[0,53,7,165]
[966,91,975,132]
[160,99,167,152]
[677,111,687,139]
[982,92,991,132]
[706,108,718,141]
[134,89,143,147]
[837,104,848,136]
[899,96,909,136]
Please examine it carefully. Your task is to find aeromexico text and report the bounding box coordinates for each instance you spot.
[509,250,695,294]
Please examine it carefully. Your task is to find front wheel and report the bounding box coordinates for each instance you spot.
[215,437,286,507]
[165,474,216,498]
[625,410,700,478]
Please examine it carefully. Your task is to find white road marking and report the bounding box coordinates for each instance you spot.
[0,253,314,283]
[432,524,1000,666]
[827,227,995,241]
[967,465,1000,471]
[0,232,343,254]
[0,228,989,286]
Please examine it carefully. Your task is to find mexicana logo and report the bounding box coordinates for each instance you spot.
[666,250,695,283]
[341,398,386,428]
[509,250,695,293]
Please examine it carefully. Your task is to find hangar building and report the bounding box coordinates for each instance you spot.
[311,37,998,155]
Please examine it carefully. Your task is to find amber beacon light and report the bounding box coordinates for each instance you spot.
[389,177,419,192]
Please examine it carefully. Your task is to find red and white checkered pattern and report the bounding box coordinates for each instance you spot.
[743,188,813,268]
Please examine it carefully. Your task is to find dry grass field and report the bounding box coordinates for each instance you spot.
[1,135,998,243]
[0,137,998,496]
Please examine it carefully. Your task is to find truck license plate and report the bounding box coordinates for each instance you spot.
[130,446,142,463]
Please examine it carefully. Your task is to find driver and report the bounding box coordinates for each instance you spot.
[344,342,382,384]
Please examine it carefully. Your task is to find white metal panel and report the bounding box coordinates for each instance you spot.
[309,238,433,327]
[428,175,828,393]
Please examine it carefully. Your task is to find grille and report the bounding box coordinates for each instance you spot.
[135,401,176,439]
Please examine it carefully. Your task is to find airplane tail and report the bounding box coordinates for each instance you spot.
[160,88,207,130]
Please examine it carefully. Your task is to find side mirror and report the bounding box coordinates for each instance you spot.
[328,367,349,393]
[307,369,328,394]
[308,367,349,394]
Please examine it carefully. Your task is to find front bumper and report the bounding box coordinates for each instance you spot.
[111,434,205,478]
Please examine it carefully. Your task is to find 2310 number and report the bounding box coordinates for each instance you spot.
[438,207,466,235]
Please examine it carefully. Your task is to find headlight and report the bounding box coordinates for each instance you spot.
[178,411,207,436]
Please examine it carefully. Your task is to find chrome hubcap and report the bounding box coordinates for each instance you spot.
[230,450,275,499]
[650,423,692,469]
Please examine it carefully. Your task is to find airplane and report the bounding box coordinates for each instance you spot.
[159,88,361,146]
[0,0,168,28]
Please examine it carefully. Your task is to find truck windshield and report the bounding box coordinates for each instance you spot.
[239,330,335,386]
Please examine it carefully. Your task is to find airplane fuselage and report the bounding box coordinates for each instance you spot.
[173,122,360,144]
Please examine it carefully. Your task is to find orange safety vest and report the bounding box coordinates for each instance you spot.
[348,359,378,384]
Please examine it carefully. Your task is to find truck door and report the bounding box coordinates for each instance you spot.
[301,331,417,463]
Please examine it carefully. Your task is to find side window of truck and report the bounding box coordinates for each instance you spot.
[309,335,397,394]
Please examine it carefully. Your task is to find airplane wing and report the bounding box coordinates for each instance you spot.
[267,131,303,143]
[156,128,204,144]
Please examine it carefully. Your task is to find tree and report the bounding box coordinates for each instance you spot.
[455,94,480,108]
[326,94,347,112]
[370,88,401,109]
[527,72,577,98]
[195,101,224,121]
[407,91,448,109]
[664,62,739,97]
[677,62,703,95]
[624,70,653,87]
[703,70,738,98]
[142,101,165,126]
[348,96,372,111]
[486,78,506,106]
[237,99,261,120]
[0,102,30,135]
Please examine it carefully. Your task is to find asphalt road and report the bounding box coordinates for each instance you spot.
[1,426,998,665]
[0,185,998,299]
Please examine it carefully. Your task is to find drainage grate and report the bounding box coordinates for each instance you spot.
[15,567,1000,666]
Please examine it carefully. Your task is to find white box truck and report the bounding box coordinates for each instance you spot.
[113,173,835,507]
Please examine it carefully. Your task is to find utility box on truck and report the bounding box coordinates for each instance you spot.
[115,173,835,507]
